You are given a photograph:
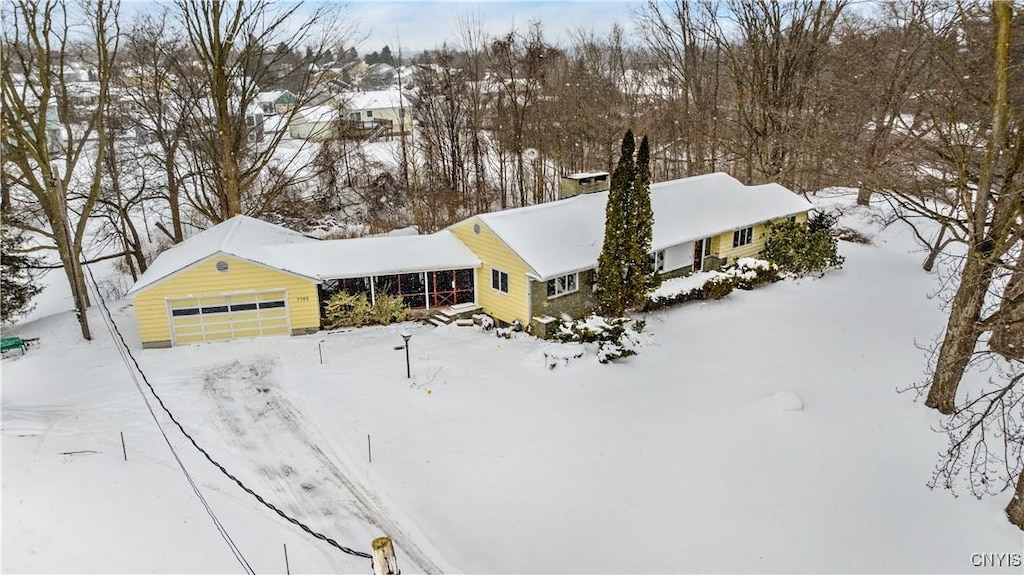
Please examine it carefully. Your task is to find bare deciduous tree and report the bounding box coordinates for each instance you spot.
[924,1,1023,415]
[1,0,120,340]
[719,0,847,188]
[639,0,724,177]
[172,0,350,223]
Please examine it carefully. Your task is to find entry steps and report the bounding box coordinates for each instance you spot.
[429,303,482,327]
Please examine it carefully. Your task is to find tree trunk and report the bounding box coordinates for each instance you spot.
[56,226,92,341]
[921,226,948,273]
[1006,468,1024,531]
[991,280,1024,356]
[165,154,184,242]
[926,253,994,413]
[989,251,1024,359]
[856,186,873,206]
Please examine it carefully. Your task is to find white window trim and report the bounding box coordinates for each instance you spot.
[546,272,579,299]
[491,267,510,294]
[733,226,754,248]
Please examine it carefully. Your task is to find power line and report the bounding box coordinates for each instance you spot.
[85,265,255,573]
[83,263,374,563]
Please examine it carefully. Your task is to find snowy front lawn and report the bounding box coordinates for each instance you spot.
[4,195,1022,572]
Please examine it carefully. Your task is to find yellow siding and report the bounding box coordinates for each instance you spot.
[713,211,809,264]
[449,217,534,325]
[132,253,319,344]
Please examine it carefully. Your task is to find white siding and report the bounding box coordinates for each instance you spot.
[663,241,695,272]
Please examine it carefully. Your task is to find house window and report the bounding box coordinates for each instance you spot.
[546,273,578,298]
[733,226,754,248]
[649,250,665,273]
[366,110,373,118]
[787,215,797,223]
[245,114,261,143]
[491,268,509,293]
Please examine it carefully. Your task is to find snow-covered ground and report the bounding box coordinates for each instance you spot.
[3,190,1022,572]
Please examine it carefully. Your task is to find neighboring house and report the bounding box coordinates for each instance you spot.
[288,105,340,141]
[4,83,67,153]
[67,81,101,108]
[339,89,411,138]
[256,90,297,115]
[128,172,812,348]
[128,216,479,348]
[244,108,265,143]
[184,98,265,144]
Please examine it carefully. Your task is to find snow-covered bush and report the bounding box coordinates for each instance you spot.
[473,314,495,330]
[553,315,646,364]
[370,293,409,325]
[731,257,781,290]
[322,292,408,328]
[701,274,738,299]
[323,292,372,328]
[644,258,779,310]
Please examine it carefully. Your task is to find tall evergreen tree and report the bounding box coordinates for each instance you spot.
[596,131,636,316]
[625,135,658,307]
[1,228,43,325]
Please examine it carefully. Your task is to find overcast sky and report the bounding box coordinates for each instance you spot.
[347,1,643,54]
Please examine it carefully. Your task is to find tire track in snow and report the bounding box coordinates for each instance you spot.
[307,441,446,574]
[199,359,447,574]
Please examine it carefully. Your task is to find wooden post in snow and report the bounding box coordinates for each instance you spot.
[371,537,399,575]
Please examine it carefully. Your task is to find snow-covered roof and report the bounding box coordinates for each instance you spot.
[340,89,408,111]
[257,90,283,103]
[253,231,480,279]
[471,172,813,280]
[257,90,296,105]
[128,217,480,296]
[127,216,317,295]
[567,171,609,180]
[293,104,338,124]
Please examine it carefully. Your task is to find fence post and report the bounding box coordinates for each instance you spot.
[371,537,399,575]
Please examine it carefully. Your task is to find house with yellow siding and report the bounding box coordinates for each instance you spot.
[128,217,479,348]
[447,171,812,333]
[128,172,811,347]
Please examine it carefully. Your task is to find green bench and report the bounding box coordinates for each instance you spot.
[1,337,28,355]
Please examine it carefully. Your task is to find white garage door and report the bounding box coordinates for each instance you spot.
[167,290,290,345]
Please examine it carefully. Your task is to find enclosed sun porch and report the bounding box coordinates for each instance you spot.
[256,231,481,322]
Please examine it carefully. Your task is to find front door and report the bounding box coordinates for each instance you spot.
[693,238,712,272]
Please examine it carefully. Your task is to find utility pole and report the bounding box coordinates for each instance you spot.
[371,537,400,575]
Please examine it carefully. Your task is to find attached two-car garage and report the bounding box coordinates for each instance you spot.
[166,290,291,345]
[127,216,323,349]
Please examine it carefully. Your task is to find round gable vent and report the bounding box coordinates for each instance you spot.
[215,260,229,273]
[473,223,481,235]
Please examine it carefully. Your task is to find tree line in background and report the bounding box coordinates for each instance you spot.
[0,0,1022,532]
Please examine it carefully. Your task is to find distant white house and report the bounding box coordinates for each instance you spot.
[67,81,101,108]
[4,83,65,153]
[189,98,265,144]
[338,89,412,137]
[288,104,341,141]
